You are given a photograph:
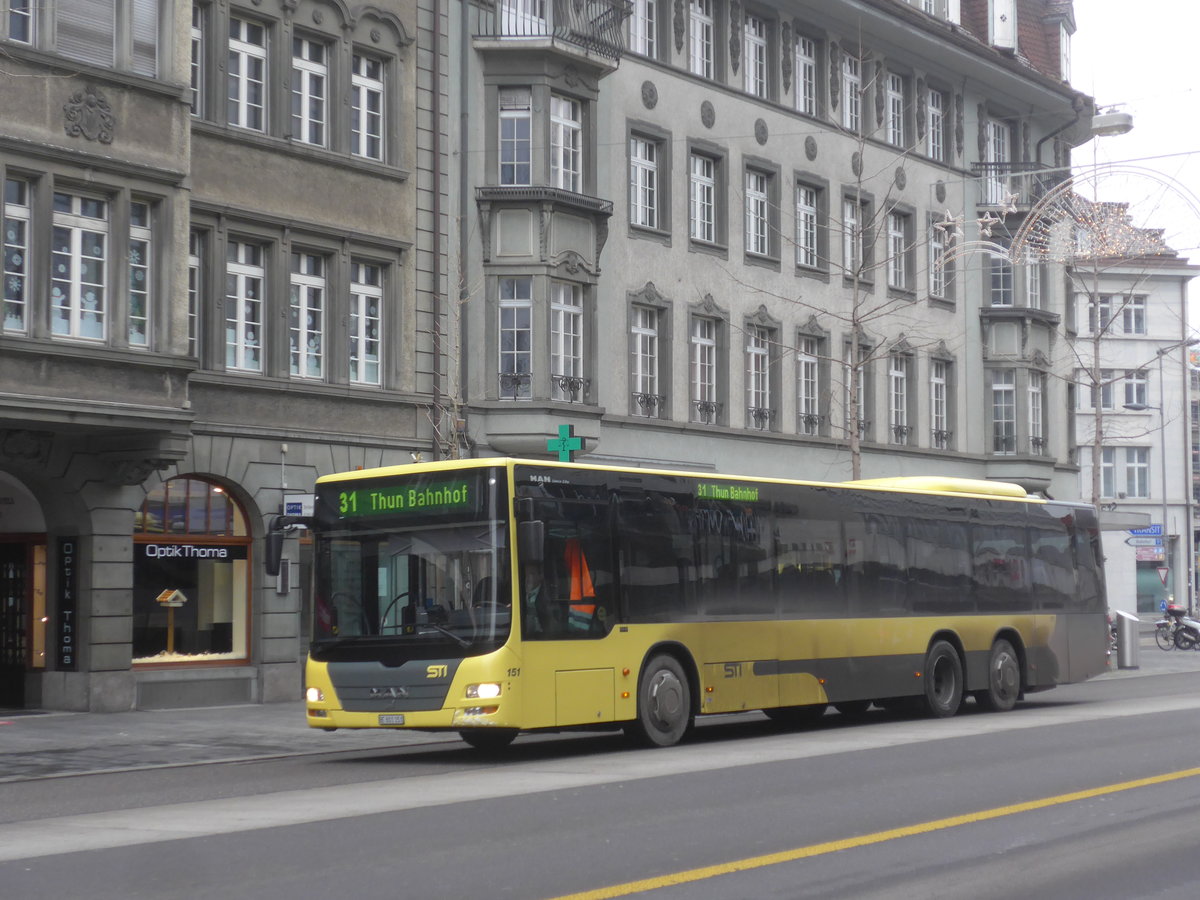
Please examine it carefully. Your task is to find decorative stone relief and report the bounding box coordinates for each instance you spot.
[107,458,175,487]
[641,81,658,110]
[916,79,927,139]
[754,118,768,146]
[0,429,52,464]
[851,151,863,177]
[674,0,685,52]
[874,61,885,126]
[805,136,818,161]
[729,3,742,74]
[829,44,841,111]
[63,85,114,144]
[976,104,987,161]
[894,167,906,190]
[781,22,793,95]
[935,180,947,204]
[701,100,715,128]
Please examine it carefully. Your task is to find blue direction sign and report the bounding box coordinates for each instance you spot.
[1129,524,1163,536]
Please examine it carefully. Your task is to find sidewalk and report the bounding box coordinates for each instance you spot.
[1,635,1198,783]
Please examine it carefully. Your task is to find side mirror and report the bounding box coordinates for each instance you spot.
[518,520,544,564]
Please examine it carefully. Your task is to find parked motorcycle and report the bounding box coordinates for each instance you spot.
[1156,605,1200,650]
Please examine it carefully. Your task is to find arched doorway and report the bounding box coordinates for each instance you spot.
[0,472,47,708]
[132,477,252,664]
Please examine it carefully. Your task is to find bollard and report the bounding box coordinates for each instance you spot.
[1115,610,1139,669]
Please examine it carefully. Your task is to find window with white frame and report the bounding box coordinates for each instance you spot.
[225,239,264,371]
[187,231,201,356]
[1122,295,1146,334]
[1124,369,1147,407]
[289,251,325,378]
[929,219,947,298]
[1087,294,1112,333]
[631,306,660,416]
[983,119,1011,205]
[190,5,204,115]
[795,183,820,269]
[629,136,659,229]
[794,35,817,116]
[1025,262,1042,309]
[744,13,768,98]
[930,359,950,448]
[500,0,548,35]
[350,260,382,385]
[887,211,910,290]
[1086,368,1115,410]
[292,36,328,146]
[1100,446,1116,497]
[991,368,1016,453]
[1029,370,1044,453]
[628,0,657,57]
[888,353,909,443]
[1059,22,1071,81]
[128,200,152,347]
[351,53,385,160]
[228,17,267,131]
[885,73,906,147]
[3,178,30,333]
[690,152,717,244]
[841,54,861,132]
[842,197,867,273]
[551,281,584,400]
[926,87,945,161]
[689,0,714,79]
[746,325,772,429]
[499,276,533,399]
[550,95,582,192]
[51,192,108,341]
[690,316,718,422]
[797,335,821,435]
[9,0,33,43]
[499,88,532,186]
[989,247,1013,306]
[1126,447,1150,497]
[745,170,770,257]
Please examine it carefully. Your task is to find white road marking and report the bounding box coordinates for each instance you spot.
[2,692,1199,863]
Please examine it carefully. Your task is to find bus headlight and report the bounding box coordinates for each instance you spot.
[306,687,325,703]
[466,682,502,699]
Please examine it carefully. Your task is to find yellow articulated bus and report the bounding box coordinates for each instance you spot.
[292,457,1107,750]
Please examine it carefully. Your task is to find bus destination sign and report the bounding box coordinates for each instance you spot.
[338,480,473,518]
[696,482,759,502]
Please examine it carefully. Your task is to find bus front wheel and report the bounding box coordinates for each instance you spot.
[628,655,692,747]
[975,639,1020,712]
[459,729,518,752]
[923,640,963,718]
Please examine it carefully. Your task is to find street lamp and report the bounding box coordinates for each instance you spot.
[1124,337,1200,612]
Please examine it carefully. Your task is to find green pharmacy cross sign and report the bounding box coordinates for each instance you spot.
[547,424,584,462]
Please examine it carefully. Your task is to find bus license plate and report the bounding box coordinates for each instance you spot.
[378,714,405,725]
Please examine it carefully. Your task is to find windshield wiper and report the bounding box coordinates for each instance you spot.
[420,621,472,648]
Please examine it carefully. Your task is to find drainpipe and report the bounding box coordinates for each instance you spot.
[1035,94,1087,166]
[431,0,444,459]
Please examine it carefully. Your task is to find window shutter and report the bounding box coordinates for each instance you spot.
[132,0,159,76]
[991,0,1016,50]
[58,0,116,68]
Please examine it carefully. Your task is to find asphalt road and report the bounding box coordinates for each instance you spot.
[3,656,1200,899]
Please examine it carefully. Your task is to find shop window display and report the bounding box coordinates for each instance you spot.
[133,477,251,663]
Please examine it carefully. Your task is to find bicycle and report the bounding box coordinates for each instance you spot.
[1155,617,1177,650]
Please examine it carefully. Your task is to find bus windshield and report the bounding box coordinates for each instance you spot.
[311,468,510,656]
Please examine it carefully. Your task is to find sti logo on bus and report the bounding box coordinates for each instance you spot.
[427,664,448,679]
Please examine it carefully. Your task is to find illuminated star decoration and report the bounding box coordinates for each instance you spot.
[1004,193,1019,215]
[933,209,963,245]
[977,211,1002,238]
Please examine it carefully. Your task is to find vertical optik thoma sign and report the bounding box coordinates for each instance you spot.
[58,537,78,670]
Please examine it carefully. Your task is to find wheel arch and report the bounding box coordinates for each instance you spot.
[638,641,700,717]
[927,629,967,671]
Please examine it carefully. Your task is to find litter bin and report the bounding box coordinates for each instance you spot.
[1115,609,1139,670]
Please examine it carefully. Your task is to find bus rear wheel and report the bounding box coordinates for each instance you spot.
[627,655,692,747]
[459,729,518,752]
[923,640,963,718]
[976,639,1021,712]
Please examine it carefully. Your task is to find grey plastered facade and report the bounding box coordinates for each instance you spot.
[0,0,438,711]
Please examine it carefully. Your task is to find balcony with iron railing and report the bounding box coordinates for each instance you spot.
[479,0,631,62]
[971,162,1070,210]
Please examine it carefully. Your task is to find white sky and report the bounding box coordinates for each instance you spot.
[1071,1,1200,295]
